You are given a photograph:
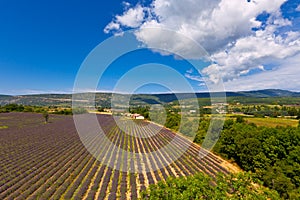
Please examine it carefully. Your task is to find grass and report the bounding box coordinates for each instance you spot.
[245,117,298,128]
[0,125,8,129]
[182,114,299,128]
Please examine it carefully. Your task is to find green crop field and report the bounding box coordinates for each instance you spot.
[245,117,298,128]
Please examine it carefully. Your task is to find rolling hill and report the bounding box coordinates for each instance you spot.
[0,89,299,106]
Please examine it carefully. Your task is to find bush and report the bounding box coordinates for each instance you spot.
[141,172,280,200]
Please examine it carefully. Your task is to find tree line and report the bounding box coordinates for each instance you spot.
[0,104,87,115]
[232,105,300,118]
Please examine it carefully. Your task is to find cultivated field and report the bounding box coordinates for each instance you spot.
[245,117,298,128]
[0,112,231,199]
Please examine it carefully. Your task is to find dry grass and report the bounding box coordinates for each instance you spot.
[246,117,298,128]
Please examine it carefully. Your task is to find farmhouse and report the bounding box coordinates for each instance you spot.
[132,114,145,120]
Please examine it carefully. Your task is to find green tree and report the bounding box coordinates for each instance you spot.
[141,172,280,200]
[208,120,300,198]
[236,115,245,123]
[165,113,180,131]
[43,111,49,123]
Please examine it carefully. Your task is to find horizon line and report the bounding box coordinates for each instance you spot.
[1,88,299,96]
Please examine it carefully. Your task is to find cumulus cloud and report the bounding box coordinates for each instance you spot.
[105,0,287,52]
[203,28,300,82]
[185,54,300,92]
[105,0,300,90]
[223,54,300,91]
[135,24,208,59]
[104,4,147,34]
[296,4,300,12]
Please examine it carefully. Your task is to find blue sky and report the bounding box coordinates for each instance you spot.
[1,0,300,95]
[0,0,124,94]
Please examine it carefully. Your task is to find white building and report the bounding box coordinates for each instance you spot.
[135,115,145,120]
[132,114,145,120]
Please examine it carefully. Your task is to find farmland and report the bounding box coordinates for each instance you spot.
[244,117,299,128]
[0,112,232,199]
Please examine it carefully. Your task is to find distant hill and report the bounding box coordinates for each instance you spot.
[137,89,300,104]
[0,95,14,105]
[238,89,300,98]
[0,89,299,106]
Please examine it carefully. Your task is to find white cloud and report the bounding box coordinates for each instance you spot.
[106,0,287,53]
[1,89,74,95]
[135,23,208,59]
[104,22,120,34]
[115,5,145,28]
[184,73,204,82]
[296,4,300,12]
[105,0,300,91]
[122,1,131,8]
[104,4,147,34]
[202,28,300,82]
[223,53,300,91]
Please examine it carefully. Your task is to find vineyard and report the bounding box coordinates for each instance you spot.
[0,112,233,199]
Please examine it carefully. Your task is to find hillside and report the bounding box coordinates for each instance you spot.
[0,89,299,106]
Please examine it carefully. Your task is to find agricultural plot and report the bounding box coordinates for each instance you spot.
[245,117,298,128]
[0,112,231,199]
